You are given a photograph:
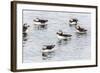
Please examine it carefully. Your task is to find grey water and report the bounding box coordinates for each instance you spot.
[22,10,91,63]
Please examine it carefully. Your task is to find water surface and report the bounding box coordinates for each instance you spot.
[22,10,91,63]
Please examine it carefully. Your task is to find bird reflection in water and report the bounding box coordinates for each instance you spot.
[57,38,71,46]
[23,33,28,41]
[75,32,87,38]
[42,52,55,60]
[22,33,28,48]
[34,24,47,30]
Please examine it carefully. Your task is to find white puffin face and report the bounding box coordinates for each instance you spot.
[77,26,80,29]
[75,25,79,29]
[70,18,73,21]
[35,18,39,21]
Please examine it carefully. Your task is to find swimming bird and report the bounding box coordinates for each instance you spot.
[75,25,87,33]
[56,30,72,40]
[23,23,30,37]
[33,18,48,29]
[69,18,78,26]
[33,18,48,23]
[42,45,55,53]
[23,23,30,33]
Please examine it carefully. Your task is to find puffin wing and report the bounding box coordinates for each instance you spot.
[62,34,72,37]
